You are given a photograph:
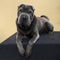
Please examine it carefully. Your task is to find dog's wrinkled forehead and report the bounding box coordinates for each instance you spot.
[18,4,35,12]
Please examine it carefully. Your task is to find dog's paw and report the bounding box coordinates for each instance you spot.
[25,50,31,57]
[25,47,32,57]
[18,48,25,56]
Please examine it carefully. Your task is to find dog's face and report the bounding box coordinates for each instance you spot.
[17,4,35,28]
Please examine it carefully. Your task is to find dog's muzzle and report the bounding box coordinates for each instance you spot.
[20,14,28,23]
[18,13,31,27]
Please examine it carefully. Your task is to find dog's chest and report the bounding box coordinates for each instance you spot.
[19,29,34,38]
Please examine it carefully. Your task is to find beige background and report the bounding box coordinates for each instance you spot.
[0,0,60,43]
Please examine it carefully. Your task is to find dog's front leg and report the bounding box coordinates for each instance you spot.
[26,32,40,57]
[16,33,25,56]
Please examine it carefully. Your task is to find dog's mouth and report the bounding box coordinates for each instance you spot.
[20,22,29,28]
[21,23,26,27]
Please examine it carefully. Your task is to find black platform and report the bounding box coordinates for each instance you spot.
[0,32,60,60]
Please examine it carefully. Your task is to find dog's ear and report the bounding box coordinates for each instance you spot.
[18,4,25,9]
[29,6,35,12]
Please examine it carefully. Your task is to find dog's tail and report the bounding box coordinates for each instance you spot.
[40,15,49,20]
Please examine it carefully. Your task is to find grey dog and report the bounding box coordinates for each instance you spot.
[16,4,54,57]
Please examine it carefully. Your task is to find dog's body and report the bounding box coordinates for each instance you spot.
[16,4,54,57]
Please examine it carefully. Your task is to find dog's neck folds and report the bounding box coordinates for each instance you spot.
[16,16,37,35]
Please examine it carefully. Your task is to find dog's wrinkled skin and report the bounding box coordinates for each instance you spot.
[16,4,54,57]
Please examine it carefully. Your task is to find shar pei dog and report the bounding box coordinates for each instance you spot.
[16,4,54,57]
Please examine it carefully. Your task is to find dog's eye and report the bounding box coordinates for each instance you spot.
[19,9,23,12]
[28,11,32,14]
[19,9,24,12]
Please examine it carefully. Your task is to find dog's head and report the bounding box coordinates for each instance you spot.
[17,4,35,28]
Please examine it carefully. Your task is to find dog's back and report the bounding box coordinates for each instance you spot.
[36,15,53,33]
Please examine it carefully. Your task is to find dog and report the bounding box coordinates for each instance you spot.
[16,4,54,57]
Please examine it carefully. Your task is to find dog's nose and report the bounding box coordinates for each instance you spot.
[22,15,28,20]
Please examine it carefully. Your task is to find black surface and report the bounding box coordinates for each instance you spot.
[0,32,60,60]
